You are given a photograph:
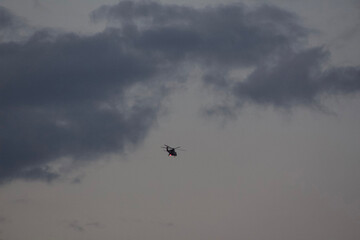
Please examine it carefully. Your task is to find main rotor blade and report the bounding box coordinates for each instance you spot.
[174,147,186,151]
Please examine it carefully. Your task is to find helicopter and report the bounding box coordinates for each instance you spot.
[161,144,185,157]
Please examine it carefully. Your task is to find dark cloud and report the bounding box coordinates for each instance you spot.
[0,6,28,42]
[205,47,360,113]
[91,1,308,66]
[0,19,167,184]
[0,6,16,29]
[93,1,360,115]
[234,47,330,107]
[1,1,359,184]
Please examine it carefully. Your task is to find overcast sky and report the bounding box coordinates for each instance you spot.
[0,0,360,239]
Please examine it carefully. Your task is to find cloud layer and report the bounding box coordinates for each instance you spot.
[1,1,359,183]
[0,11,168,183]
[231,48,360,108]
[92,1,360,112]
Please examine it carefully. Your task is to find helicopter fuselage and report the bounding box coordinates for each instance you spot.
[166,147,177,156]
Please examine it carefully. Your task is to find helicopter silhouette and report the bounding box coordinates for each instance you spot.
[161,144,185,157]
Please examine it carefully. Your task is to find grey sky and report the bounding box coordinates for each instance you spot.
[0,0,359,239]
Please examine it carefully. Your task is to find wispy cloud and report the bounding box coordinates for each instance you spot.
[68,220,84,232]
[66,220,103,232]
